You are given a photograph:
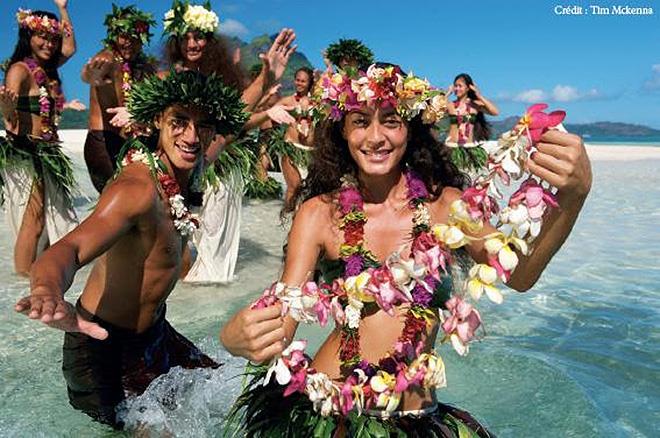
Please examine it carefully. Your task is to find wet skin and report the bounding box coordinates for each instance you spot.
[15,105,217,336]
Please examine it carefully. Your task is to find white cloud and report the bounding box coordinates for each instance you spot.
[220,19,249,37]
[513,89,547,103]
[643,64,660,91]
[552,85,602,102]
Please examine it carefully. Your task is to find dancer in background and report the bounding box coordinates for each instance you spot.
[81,4,156,193]
[0,1,78,276]
[270,66,315,204]
[445,73,499,172]
[14,71,247,428]
[324,37,374,72]
[159,0,296,282]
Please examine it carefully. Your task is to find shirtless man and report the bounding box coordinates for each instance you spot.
[81,4,156,193]
[14,71,247,428]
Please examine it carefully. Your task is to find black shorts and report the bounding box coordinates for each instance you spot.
[62,300,219,429]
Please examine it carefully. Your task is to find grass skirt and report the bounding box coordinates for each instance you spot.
[225,365,494,437]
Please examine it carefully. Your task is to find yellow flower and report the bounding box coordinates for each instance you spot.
[483,231,529,272]
[449,199,483,233]
[344,272,374,303]
[467,264,502,303]
[431,224,475,249]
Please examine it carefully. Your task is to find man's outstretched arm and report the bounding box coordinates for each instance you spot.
[15,166,156,337]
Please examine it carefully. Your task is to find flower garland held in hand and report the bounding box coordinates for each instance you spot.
[120,146,199,237]
[23,57,65,142]
[252,171,452,416]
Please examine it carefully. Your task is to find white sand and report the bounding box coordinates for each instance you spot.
[7,130,660,164]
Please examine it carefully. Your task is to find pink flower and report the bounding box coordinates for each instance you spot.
[461,186,499,222]
[509,178,558,220]
[523,103,566,144]
[338,186,363,214]
[413,245,447,281]
[442,296,482,344]
[283,368,307,397]
[366,267,411,315]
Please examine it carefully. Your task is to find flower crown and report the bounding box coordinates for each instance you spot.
[127,70,247,136]
[16,9,62,36]
[325,38,374,69]
[163,0,219,36]
[312,64,448,125]
[103,4,156,47]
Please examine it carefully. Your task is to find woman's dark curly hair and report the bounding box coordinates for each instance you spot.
[163,32,246,91]
[284,106,470,215]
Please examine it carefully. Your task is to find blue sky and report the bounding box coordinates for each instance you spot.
[2,0,659,127]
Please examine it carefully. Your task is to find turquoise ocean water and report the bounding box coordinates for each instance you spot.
[0,143,658,437]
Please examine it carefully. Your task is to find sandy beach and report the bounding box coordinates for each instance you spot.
[23,130,660,163]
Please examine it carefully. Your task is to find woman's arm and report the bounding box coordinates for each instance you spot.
[461,130,591,291]
[0,64,30,133]
[470,83,499,116]
[54,0,76,64]
[220,197,326,362]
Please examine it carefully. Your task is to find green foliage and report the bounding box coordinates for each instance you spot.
[103,3,156,47]
[127,69,248,136]
[325,38,375,69]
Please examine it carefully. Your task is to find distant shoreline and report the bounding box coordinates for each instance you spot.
[4,130,660,162]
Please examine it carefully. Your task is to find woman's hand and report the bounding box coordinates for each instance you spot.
[527,130,592,205]
[266,104,295,125]
[53,0,68,9]
[220,304,288,364]
[259,28,297,83]
[83,55,114,86]
[0,86,18,117]
[107,106,131,128]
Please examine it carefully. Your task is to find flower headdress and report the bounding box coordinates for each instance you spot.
[16,9,62,37]
[103,4,156,47]
[312,63,448,125]
[326,38,374,69]
[127,70,247,136]
[163,0,219,36]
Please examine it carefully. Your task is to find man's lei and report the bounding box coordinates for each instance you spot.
[250,102,567,417]
[163,0,219,36]
[103,4,155,47]
[120,147,199,237]
[16,9,69,37]
[312,64,448,125]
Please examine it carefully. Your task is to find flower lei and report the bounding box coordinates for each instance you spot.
[312,64,448,125]
[23,57,64,142]
[121,148,199,237]
[16,9,70,37]
[250,102,567,418]
[163,0,219,36]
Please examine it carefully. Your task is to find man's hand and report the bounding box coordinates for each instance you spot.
[107,106,132,128]
[15,294,108,340]
[527,130,592,204]
[220,304,287,364]
[259,28,297,84]
[83,55,113,86]
[0,86,18,116]
[266,104,295,125]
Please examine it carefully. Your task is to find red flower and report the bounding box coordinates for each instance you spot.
[411,231,436,253]
[158,175,180,197]
[343,220,364,246]
[523,103,566,144]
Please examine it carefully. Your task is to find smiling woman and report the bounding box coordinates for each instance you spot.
[0,2,78,277]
